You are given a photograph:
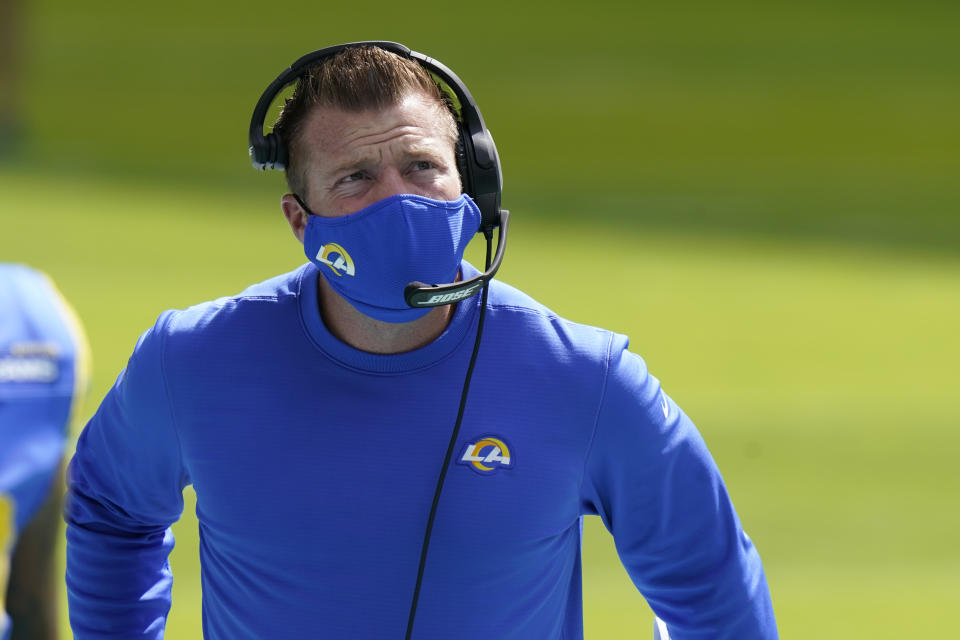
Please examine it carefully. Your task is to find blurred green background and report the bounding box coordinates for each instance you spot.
[2,0,958,637]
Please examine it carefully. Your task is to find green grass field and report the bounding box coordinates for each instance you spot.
[2,0,959,636]
[2,169,958,637]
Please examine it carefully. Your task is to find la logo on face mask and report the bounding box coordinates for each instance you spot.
[316,243,355,276]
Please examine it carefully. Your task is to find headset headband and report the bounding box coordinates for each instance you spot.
[248,41,503,231]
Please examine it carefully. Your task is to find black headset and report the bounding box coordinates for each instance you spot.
[248,41,508,309]
[249,41,505,231]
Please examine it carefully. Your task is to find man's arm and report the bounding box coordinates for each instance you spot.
[65,312,189,639]
[581,338,777,639]
[6,461,64,640]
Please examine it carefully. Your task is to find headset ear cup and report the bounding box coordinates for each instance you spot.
[274,134,288,171]
[257,132,273,169]
[251,133,267,170]
[454,131,470,195]
[266,133,279,170]
[463,129,502,231]
[260,132,287,171]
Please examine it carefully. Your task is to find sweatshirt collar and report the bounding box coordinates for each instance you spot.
[297,262,481,374]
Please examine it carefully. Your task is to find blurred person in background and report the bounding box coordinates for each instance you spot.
[64,43,777,639]
[1,264,89,640]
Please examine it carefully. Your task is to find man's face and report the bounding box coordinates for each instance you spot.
[282,92,461,236]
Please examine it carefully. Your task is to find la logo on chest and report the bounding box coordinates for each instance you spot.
[457,435,514,475]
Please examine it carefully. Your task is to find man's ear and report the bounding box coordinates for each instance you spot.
[280,194,309,243]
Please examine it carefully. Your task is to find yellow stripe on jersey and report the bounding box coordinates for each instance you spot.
[0,493,15,630]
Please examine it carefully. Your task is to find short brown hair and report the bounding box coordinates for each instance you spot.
[272,46,457,197]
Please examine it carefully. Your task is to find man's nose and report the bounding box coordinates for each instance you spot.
[370,168,414,202]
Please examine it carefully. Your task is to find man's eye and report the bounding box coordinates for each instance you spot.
[339,171,366,184]
[413,161,434,171]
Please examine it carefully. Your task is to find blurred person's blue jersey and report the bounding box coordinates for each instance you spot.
[1,264,89,640]
[66,262,777,639]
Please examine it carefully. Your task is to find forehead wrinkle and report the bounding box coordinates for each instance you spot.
[319,123,428,162]
[323,129,450,175]
[340,123,425,150]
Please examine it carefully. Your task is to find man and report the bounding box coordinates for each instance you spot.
[1,264,89,640]
[65,44,777,638]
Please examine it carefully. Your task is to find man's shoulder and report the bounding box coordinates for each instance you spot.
[486,278,624,361]
[0,262,41,289]
[232,263,312,300]
[0,263,86,396]
[151,263,312,342]
[0,263,62,329]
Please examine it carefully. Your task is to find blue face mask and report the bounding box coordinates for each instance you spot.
[303,193,482,323]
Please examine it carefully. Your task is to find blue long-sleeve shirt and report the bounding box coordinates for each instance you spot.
[65,262,777,639]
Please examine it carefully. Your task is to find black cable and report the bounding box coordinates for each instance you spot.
[404,230,495,640]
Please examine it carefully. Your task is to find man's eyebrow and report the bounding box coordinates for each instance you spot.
[325,154,377,178]
[400,145,445,159]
